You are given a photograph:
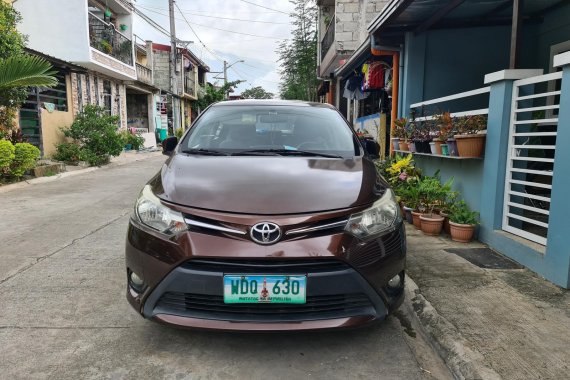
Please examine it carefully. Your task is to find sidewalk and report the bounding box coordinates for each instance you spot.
[0,149,163,194]
[404,227,570,379]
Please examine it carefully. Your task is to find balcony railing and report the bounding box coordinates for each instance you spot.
[321,15,335,62]
[88,12,133,66]
[184,75,196,97]
[136,63,152,84]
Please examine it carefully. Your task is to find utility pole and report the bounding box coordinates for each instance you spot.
[223,60,228,99]
[168,0,181,132]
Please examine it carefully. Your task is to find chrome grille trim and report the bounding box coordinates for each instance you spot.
[184,218,246,235]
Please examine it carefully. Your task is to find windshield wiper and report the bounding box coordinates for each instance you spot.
[232,149,343,159]
[181,148,228,156]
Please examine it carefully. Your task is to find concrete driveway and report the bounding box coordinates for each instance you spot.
[0,155,447,379]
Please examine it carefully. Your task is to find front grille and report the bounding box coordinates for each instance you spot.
[181,259,349,273]
[155,292,375,322]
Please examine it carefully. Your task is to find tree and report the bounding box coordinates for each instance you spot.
[241,86,274,99]
[277,0,318,101]
[194,80,243,110]
[0,2,56,139]
[0,55,57,90]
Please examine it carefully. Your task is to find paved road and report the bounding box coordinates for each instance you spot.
[0,156,447,380]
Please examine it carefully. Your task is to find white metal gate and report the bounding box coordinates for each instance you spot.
[502,71,563,245]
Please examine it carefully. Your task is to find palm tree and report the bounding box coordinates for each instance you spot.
[0,55,57,90]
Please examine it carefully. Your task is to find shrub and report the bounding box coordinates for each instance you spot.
[53,142,83,164]
[10,142,40,178]
[119,130,145,150]
[175,128,184,139]
[0,139,15,173]
[63,105,123,166]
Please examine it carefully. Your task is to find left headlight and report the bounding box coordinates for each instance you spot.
[345,189,401,238]
[135,185,187,234]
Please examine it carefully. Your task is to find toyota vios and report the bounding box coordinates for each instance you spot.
[125,100,406,331]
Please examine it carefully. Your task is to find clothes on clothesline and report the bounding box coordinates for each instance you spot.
[362,61,391,91]
[343,72,369,100]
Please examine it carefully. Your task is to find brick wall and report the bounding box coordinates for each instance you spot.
[152,49,171,92]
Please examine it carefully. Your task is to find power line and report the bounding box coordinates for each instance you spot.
[138,5,289,40]
[135,4,289,24]
[239,0,292,15]
[133,7,171,39]
[136,1,279,16]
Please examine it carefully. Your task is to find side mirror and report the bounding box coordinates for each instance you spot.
[162,136,178,156]
[362,138,380,159]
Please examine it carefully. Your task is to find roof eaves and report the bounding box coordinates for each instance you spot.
[367,0,413,34]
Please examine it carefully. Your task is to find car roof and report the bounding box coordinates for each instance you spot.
[210,99,336,109]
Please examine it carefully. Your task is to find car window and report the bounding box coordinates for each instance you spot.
[182,105,358,157]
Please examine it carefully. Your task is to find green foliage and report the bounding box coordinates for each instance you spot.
[53,142,83,164]
[62,105,123,166]
[9,142,40,178]
[277,0,318,101]
[0,2,25,60]
[241,86,274,99]
[195,80,244,110]
[174,128,184,139]
[418,176,454,214]
[0,139,15,173]
[119,130,145,150]
[0,55,57,90]
[449,200,479,225]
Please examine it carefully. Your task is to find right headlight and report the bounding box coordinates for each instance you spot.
[135,185,187,234]
[345,189,401,238]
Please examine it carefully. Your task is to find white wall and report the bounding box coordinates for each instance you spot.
[15,0,89,63]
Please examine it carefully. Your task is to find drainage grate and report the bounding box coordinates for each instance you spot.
[444,248,524,269]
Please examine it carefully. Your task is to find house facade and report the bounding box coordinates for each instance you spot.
[150,43,210,135]
[328,0,570,288]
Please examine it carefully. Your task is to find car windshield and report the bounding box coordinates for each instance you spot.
[181,105,359,158]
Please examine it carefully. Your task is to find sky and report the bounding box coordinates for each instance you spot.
[132,0,297,96]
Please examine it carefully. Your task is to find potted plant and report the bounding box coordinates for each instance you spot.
[418,177,452,235]
[393,118,409,151]
[454,115,487,157]
[99,39,113,54]
[433,112,453,155]
[413,121,431,154]
[448,201,479,242]
[439,190,459,234]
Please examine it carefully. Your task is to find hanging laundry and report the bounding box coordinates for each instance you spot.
[343,73,369,100]
[363,61,385,90]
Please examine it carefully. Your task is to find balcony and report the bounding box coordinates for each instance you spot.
[321,15,335,62]
[88,12,133,66]
[136,63,152,85]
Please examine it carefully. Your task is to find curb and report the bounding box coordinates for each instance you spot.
[404,275,501,380]
[0,151,162,194]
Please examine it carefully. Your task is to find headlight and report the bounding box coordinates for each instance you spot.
[135,185,187,234]
[345,189,401,238]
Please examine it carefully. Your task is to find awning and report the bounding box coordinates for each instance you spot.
[367,0,564,36]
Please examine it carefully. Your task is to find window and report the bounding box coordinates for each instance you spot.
[102,80,112,114]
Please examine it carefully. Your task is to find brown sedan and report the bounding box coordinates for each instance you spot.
[125,100,405,331]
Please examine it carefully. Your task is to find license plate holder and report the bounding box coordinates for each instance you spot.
[223,274,307,304]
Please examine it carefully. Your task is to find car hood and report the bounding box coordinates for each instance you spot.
[151,154,386,215]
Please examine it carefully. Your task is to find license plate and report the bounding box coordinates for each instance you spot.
[223,275,306,304]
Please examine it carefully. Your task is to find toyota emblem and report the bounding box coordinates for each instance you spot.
[250,222,281,245]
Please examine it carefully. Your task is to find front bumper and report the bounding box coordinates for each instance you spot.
[126,217,406,331]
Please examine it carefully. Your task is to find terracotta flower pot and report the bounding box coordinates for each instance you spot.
[440,211,450,234]
[411,211,423,230]
[449,222,476,242]
[433,139,444,155]
[454,134,485,158]
[420,214,444,236]
[399,141,410,151]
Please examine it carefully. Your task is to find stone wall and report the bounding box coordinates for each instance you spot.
[70,72,128,129]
